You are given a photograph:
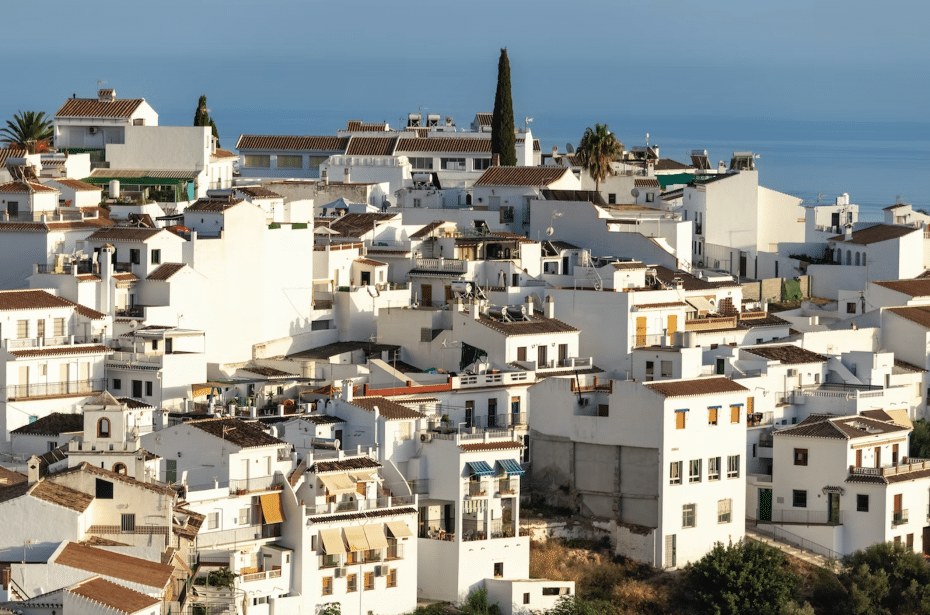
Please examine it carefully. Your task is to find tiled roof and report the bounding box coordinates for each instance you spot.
[396,138,493,153]
[241,365,295,378]
[189,417,284,448]
[474,167,570,187]
[775,414,910,440]
[883,203,909,211]
[185,197,245,212]
[236,135,349,151]
[887,306,930,329]
[533,139,541,152]
[54,462,175,496]
[306,506,416,524]
[652,265,739,290]
[409,221,451,239]
[0,180,59,193]
[634,178,661,188]
[345,136,397,156]
[635,302,689,309]
[872,279,930,298]
[309,456,381,474]
[112,272,138,282]
[173,506,205,540]
[350,396,425,420]
[10,412,83,436]
[10,344,110,358]
[68,577,160,614]
[474,113,493,127]
[0,148,27,165]
[743,345,829,364]
[211,148,237,159]
[459,441,525,452]
[644,377,748,398]
[299,414,347,425]
[346,120,390,132]
[828,224,919,245]
[0,479,94,512]
[861,409,895,423]
[355,258,387,267]
[894,358,926,373]
[476,311,578,337]
[49,178,101,192]
[55,98,144,118]
[146,263,186,281]
[0,466,27,487]
[0,289,73,311]
[86,227,163,242]
[87,169,198,180]
[541,189,607,205]
[328,213,397,238]
[54,542,173,589]
[654,159,693,171]
[612,261,646,270]
[235,185,283,199]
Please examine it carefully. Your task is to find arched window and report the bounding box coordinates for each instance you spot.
[861,252,866,266]
[846,250,851,265]
[113,463,127,475]
[98,417,110,438]
[855,252,860,266]
[835,249,841,264]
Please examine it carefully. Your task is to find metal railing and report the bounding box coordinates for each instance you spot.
[748,519,840,561]
[36,261,97,275]
[466,481,487,497]
[108,351,162,368]
[893,510,909,526]
[6,335,91,349]
[229,474,283,494]
[196,524,279,547]
[385,543,405,560]
[499,478,518,495]
[305,494,416,516]
[407,479,430,495]
[238,568,282,584]
[472,412,527,429]
[6,378,105,400]
[6,208,85,222]
[631,333,667,348]
[770,509,842,525]
[116,307,145,318]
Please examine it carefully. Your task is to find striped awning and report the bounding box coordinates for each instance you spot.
[343,525,369,552]
[259,493,285,523]
[467,461,495,477]
[498,459,525,477]
[385,520,413,538]
[364,524,389,549]
[319,473,356,494]
[320,528,346,554]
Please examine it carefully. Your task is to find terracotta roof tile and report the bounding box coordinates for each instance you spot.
[474,113,493,127]
[474,167,571,187]
[653,265,739,290]
[146,263,186,281]
[350,396,425,420]
[0,466,27,487]
[211,148,237,160]
[476,311,578,337]
[54,542,173,589]
[236,135,349,151]
[0,148,27,165]
[0,180,59,193]
[0,479,95,512]
[10,412,83,436]
[829,224,919,245]
[872,279,930,298]
[87,227,164,242]
[743,345,829,364]
[185,197,245,212]
[299,414,347,425]
[345,136,397,156]
[775,414,909,440]
[345,121,390,132]
[409,221,452,239]
[635,302,689,309]
[887,306,930,329]
[306,506,416,524]
[894,358,926,373]
[541,189,607,205]
[189,417,284,448]
[235,186,283,199]
[634,178,661,188]
[0,289,74,311]
[309,456,381,474]
[49,178,102,192]
[328,213,397,238]
[241,365,295,378]
[355,258,387,267]
[53,462,175,496]
[459,441,525,452]
[644,377,748,398]
[68,577,160,614]
[10,344,110,358]
[396,138,493,153]
[55,98,144,119]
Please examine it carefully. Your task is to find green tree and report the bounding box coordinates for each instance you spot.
[461,586,499,615]
[684,540,800,615]
[490,48,516,167]
[576,124,623,192]
[193,95,220,148]
[1,110,53,151]
[909,419,930,458]
[836,541,930,615]
[547,595,619,615]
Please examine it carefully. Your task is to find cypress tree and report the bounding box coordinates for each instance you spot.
[194,95,220,148]
[491,48,517,166]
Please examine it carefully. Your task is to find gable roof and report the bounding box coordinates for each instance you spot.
[345,136,398,156]
[409,221,452,239]
[55,97,145,119]
[86,227,163,242]
[54,542,173,589]
[474,166,570,187]
[0,479,94,512]
[476,310,578,337]
[541,189,607,205]
[188,417,283,448]
[644,377,748,398]
[743,345,829,365]
[775,414,909,440]
[49,178,102,192]
[0,180,59,194]
[0,148,27,166]
[235,185,283,199]
[829,224,919,245]
[309,456,381,474]
[67,577,160,614]
[887,305,930,329]
[10,344,110,359]
[872,279,930,298]
[349,396,425,420]
[146,263,186,281]
[185,197,245,212]
[236,135,349,151]
[0,289,84,313]
[327,213,397,238]
[10,412,83,436]
[0,466,27,487]
[53,462,175,496]
[652,265,739,290]
[396,138,492,153]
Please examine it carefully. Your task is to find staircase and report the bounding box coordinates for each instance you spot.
[745,520,837,569]
[578,254,602,291]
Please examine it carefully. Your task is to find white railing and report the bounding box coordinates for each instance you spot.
[414,257,467,273]
[305,494,416,517]
[108,351,162,366]
[238,569,282,584]
[453,371,530,388]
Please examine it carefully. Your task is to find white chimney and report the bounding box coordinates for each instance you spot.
[27,455,41,485]
[845,224,853,240]
[545,296,555,319]
[473,300,481,320]
[342,380,354,403]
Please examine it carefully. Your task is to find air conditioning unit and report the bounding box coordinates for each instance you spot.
[420,433,433,443]
[89,127,98,135]
[334,567,347,578]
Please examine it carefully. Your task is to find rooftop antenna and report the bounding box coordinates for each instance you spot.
[524,117,533,131]
[816,193,825,203]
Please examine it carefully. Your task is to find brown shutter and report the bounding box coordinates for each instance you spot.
[894,494,903,513]
[636,317,647,346]
[856,449,862,467]
[676,412,686,429]
[667,314,678,333]
[708,407,718,425]
[730,406,740,423]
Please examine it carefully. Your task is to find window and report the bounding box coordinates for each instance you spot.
[36,319,45,339]
[95,478,113,499]
[244,155,270,168]
[500,206,514,223]
[409,157,433,170]
[97,418,111,438]
[689,459,701,483]
[708,457,720,481]
[645,361,654,381]
[207,512,219,530]
[166,460,177,483]
[39,364,47,377]
[473,158,492,170]
[730,405,741,423]
[152,340,158,351]
[113,378,122,390]
[17,320,28,339]
[494,562,504,578]
[857,494,869,512]
[682,504,696,528]
[794,449,808,466]
[524,593,531,605]
[121,514,135,532]
[132,380,143,398]
[598,404,609,417]
[322,576,333,595]
[387,568,397,588]
[793,490,807,508]
[517,347,527,362]
[465,400,474,428]
[7,201,18,217]
[129,249,140,264]
[907,533,914,551]
[364,571,374,590]
[727,455,740,478]
[661,361,672,377]
[113,462,127,475]
[669,461,682,485]
[53,318,65,337]
[239,508,250,525]
[488,398,497,427]
[511,396,521,415]
[675,410,687,430]
[145,381,153,397]
[708,407,718,425]
[151,249,161,265]
[846,302,856,314]
[646,193,655,203]
[717,499,732,524]
[441,158,466,170]
[277,155,302,168]
[608,193,616,204]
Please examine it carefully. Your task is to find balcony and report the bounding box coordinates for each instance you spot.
[893,510,909,526]
[413,257,467,273]
[107,351,162,370]
[5,335,99,350]
[304,494,416,517]
[498,478,518,495]
[196,523,281,547]
[115,307,145,318]
[6,378,105,401]
[465,480,488,498]
[849,458,930,480]
[512,357,593,372]
[229,474,284,495]
[747,412,774,428]
[35,261,97,275]
[239,568,282,584]
[453,371,530,389]
[770,509,842,525]
[471,412,527,430]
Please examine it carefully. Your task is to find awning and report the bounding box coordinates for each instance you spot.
[319,473,356,494]
[498,459,525,477]
[259,493,285,523]
[363,524,389,549]
[349,471,377,483]
[320,528,347,554]
[467,461,495,477]
[343,526,369,552]
[686,297,716,313]
[385,520,413,538]
[822,486,845,495]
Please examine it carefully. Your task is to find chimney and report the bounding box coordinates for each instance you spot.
[100,244,114,316]
[845,224,853,240]
[277,404,285,417]
[27,456,41,485]
[545,296,555,319]
[473,299,481,320]
[135,453,146,481]
[525,299,534,315]
[342,380,354,403]
[492,154,500,167]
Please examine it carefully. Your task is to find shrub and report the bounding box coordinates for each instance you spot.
[836,541,930,615]
[461,586,499,615]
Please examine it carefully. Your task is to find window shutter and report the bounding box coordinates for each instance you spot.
[675,412,686,430]
[708,408,718,424]
[730,406,740,423]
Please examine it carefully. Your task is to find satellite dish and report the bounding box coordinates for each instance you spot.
[546,227,554,237]
[566,143,575,153]
[631,189,640,198]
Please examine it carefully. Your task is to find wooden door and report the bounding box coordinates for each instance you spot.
[759,488,772,522]
[636,317,647,346]
[421,283,432,307]
[667,314,678,334]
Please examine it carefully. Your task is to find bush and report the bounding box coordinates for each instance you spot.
[910,419,930,459]
[685,540,799,615]
[836,541,930,615]
[547,595,619,615]
[461,586,499,615]
[204,568,237,590]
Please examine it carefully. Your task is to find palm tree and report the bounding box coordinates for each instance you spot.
[1,111,54,151]
[577,124,623,191]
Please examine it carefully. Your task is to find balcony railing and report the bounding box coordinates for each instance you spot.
[238,568,282,584]
[407,479,430,495]
[631,333,667,348]
[107,351,162,368]
[305,494,416,517]
[849,458,930,479]
[116,307,145,318]
[770,509,842,525]
[471,412,527,429]
[466,480,487,497]
[6,208,85,222]
[414,257,467,273]
[36,261,97,275]
[5,335,97,349]
[229,474,284,495]
[196,523,281,547]
[893,510,909,526]
[6,378,105,400]
[498,478,518,495]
